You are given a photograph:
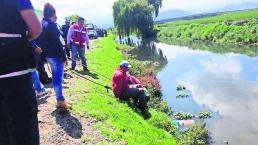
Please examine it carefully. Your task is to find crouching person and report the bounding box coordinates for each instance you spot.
[112,60,149,113]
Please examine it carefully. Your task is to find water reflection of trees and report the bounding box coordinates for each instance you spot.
[120,37,168,69]
[159,37,258,57]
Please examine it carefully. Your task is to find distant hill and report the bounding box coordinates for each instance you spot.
[155,9,192,21]
[220,2,258,12]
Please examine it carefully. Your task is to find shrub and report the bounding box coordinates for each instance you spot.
[177,123,209,145]
[147,110,177,135]
[137,73,173,115]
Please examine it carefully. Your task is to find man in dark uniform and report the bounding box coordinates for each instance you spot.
[0,0,42,145]
[61,18,71,58]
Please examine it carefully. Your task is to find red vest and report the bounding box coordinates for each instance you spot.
[71,24,87,48]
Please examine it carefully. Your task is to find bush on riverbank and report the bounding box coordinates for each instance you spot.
[177,123,209,145]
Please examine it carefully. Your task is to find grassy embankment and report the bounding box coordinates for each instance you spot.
[157,9,258,44]
[68,34,177,145]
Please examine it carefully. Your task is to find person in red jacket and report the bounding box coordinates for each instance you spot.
[112,60,149,112]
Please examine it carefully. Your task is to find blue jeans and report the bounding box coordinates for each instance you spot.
[46,58,65,101]
[71,45,87,69]
[32,70,44,92]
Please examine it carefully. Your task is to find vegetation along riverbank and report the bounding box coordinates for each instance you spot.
[156,9,258,45]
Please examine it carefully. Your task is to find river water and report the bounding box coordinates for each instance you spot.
[119,37,258,145]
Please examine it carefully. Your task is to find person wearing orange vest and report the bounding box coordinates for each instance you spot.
[67,17,90,71]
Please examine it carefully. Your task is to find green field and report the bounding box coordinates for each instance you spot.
[158,9,258,27]
[156,9,258,44]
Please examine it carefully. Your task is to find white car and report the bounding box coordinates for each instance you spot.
[87,29,98,39]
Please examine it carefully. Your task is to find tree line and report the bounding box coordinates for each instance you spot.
[113,0,162,38]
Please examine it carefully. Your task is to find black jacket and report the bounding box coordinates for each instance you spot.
[61,24,70,40]
[39,18,67,61]
[0,0,35,75]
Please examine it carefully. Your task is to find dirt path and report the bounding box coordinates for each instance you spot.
[37,40,108,145]
[37,73,107,145]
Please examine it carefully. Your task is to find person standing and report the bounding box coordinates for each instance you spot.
[67,17,90,71]
[39,3,71,109]
[0,0,42,145]
[61,18,71,58]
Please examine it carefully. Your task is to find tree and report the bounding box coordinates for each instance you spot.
[148,0,163,17]
[68,15,80,23]
[113,0,162,38]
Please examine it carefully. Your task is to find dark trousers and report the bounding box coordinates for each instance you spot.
[64,39,70,58]
[36,59,50,84]
[121,88,149,109]
[0,74,39,145]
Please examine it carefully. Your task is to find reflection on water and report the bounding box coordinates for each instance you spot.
[159,37,258,57]
[156,43,258,145]
[118,36,168,69]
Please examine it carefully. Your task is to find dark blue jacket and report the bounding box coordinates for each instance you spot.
[39,18,67,61]
[0,0,35,75]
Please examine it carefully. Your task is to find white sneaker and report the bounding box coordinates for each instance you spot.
[37,88,51,96]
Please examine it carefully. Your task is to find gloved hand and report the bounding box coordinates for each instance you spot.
[87,46,90,49]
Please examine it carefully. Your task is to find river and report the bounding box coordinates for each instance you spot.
[119,37,258,145]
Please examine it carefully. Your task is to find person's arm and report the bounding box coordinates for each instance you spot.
[67,26,74,45]
[113,75,124,97]
[31,40,43,53]
[18,0,42,40]
[85,32,90,49]
[129,75,143,88]
[51,23,67,62]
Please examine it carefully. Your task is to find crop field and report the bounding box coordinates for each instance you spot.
[158,9,258,27]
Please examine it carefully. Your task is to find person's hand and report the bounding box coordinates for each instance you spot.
[34,47,43,53]
[63,60,68,66]
[87,45,90,49]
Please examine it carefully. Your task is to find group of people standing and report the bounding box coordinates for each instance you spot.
[31,3,90,108]
[0,1,90,145]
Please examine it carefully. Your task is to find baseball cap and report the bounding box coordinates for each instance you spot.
[120,60,132,68]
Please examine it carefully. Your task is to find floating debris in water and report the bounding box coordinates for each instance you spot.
[199,111,213,119]
[176,94,190,98]
[176,85,187,91]
[175,111,194,120]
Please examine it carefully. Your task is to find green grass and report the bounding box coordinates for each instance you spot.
[69,34,177,145]
[159,9,258,27]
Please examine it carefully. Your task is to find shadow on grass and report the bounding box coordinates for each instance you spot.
[51,109,82,139]
[76,70,99,80]
[118,99,152,120]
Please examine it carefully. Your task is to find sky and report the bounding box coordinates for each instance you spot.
[161,0,258,12]
[31,0,258,27]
